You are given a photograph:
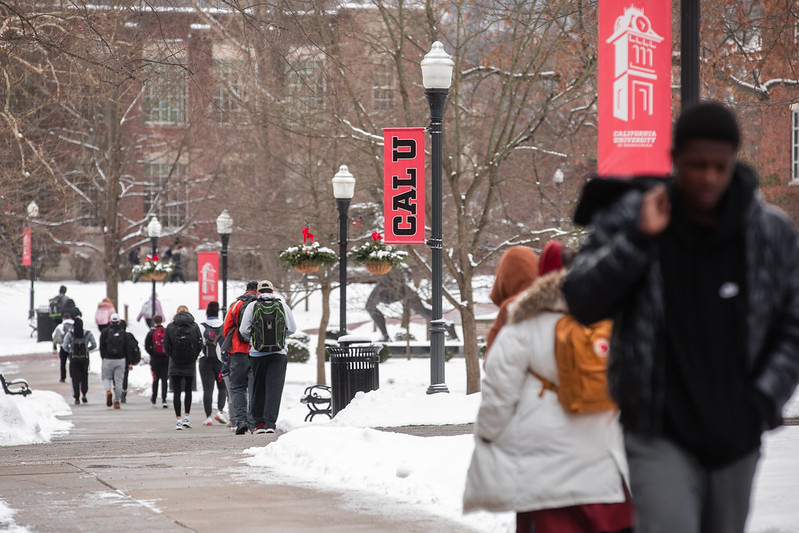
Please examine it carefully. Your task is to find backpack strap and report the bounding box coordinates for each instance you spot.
[527,368,558,398]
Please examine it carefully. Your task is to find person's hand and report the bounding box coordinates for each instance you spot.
[638,185,671,236]
[128,364,133,370]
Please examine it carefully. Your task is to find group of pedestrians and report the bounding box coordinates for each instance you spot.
[465,102,799,533]
[50,276,296,435]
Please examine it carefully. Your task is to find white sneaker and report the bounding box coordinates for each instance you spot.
[214,412,227,424]
[175,421,183,430]
[181,417,192,429]
[203,417,213,426]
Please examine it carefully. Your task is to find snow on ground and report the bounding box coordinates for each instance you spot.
[1,280,798,532]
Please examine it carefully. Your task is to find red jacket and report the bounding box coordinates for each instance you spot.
[223,291,258,354]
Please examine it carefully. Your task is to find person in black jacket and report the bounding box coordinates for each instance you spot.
[163,305,202,430]
[98,313,130,409]
[563,101,799,533]
[144,314,169,408]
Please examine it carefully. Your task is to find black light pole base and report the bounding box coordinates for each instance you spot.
[220,233,230,317]
[425,87,450,395]
[150,235,158,324]
[336,197,351,336]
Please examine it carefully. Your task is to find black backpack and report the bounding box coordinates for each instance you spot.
[125,332,141,365]
[71,336,87,358]
[171,322,199,365]
[251,299,287,353]
[105,327,125,357]
[201,322,223,360]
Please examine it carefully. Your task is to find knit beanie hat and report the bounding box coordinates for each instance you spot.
[538,241,564,277]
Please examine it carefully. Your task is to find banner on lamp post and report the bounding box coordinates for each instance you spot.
[22,228,31,266]
[598,1,672,177]
[197,252,219,309]
[383,127,425,244]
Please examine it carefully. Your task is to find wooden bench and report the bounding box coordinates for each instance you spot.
[0,374,32,396]
[300,384,332,421]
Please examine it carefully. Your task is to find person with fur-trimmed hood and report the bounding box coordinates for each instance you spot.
[464,241,633,533]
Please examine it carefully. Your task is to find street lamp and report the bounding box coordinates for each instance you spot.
[332,165,355,336]
[146,216,162,326]
[681,0,700,107]
[216,210,233,317]
[553,168,564,228]
[27,201,39,320]
[422,41,453,394]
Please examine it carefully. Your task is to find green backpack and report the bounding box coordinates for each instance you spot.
[251,299,287,353]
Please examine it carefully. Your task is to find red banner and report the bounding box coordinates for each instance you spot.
[599,2,671,177]
[21,228,31,266]
[197,252,219,309]
[383,127,425,244]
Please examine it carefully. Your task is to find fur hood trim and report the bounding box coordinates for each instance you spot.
[508,270,568,324]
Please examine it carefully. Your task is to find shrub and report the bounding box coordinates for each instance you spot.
[287,333,310,363]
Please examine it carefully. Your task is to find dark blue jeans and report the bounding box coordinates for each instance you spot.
[229,353,254,428]
[250,353,287,430]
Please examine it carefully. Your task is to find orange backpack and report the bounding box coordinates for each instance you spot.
[529,315,617,414]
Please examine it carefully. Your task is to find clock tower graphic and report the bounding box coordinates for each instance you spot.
[606,6,663,122]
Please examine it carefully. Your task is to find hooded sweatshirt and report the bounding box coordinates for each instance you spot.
[486,246,539,349]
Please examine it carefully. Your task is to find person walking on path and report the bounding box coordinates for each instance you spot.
[144,314,170,408]
[238,280,297,434]
[62,317,97,405]
[223,281,259,434]
[164,305,202,430]
[94,297,116,332]
[52,312,74,382]
[121,321,141,404]
[198,301,228,426]
[137,294,164,329]
[464,241,633,533]
[485,246,539,351]
[562,101,799,533]
[98,313,130,409]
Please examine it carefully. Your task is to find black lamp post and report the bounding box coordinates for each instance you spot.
[27,201,38,320]
[681,0,700,107]
[553,168,564,228]
[422,41,453,395]
[216,210,233,317]
[332,165,355,336]
[147,217,161,326]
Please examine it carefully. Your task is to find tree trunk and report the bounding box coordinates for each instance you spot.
[460,306,481,394]
[315,270,332,385]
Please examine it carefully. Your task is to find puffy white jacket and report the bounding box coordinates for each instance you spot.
[463,271,629,513]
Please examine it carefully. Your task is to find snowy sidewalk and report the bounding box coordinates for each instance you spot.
[0,352,478,533]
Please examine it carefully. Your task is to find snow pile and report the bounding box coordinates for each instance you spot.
[0,390,72,446]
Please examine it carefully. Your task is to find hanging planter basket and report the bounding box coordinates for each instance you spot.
[294,261,320,274]
[139,271,169,282]
[365,261,392,275]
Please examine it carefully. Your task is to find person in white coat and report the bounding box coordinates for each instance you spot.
[463,241,633,533]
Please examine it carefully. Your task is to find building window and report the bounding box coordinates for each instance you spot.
[372,64,395,112]
[286,57,324,120]
[213,59,247,123]
[144,161,188,228]
[142,64,187,124]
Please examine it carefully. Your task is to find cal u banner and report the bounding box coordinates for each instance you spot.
[384,127,425,244]
[197,252,219,309]
[21,228,31,266]
[599,2,671,176]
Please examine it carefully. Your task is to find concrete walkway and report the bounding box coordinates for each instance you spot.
[0,353,476,532]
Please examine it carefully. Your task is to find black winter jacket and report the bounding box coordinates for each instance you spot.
[563,164,799,434]
[163,312,202,377]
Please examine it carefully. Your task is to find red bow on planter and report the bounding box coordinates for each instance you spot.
[302,227,314,244]
[372,232,382,242]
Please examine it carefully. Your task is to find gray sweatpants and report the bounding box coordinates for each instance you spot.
[624,431,760,533]
[102,358,126,403]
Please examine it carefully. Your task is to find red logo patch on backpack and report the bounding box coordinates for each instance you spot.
[152,326,165,354]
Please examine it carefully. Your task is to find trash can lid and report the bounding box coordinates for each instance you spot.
[337,334,372,346]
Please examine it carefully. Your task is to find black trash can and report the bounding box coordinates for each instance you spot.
[328,337,380,417]
[36,307,56,343]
